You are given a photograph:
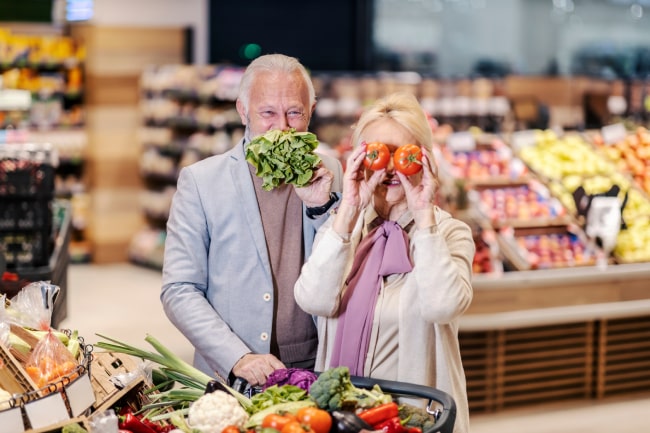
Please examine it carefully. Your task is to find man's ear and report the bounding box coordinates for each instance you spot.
[236,99,248,125]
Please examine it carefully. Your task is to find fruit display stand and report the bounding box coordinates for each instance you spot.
[0,326,165,433]
[0,330,96,432]
[452,128,650,414]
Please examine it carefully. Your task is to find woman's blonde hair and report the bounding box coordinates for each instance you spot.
[351,92,434,152]
[351,92,437,178]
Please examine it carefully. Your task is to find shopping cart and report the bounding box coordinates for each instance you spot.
[228,374,456,433]
[349,375,456,433]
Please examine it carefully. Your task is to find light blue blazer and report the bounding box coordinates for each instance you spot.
[161,140,343,380]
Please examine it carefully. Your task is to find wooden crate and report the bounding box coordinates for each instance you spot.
[0,342,38,397]
[89,351,143,410]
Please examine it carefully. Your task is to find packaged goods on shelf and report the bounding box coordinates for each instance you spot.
[0,28,85,131]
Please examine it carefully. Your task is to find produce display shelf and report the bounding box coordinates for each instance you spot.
[462,264,650,414]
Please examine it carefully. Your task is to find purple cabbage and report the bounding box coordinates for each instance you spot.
[263,368,318,391]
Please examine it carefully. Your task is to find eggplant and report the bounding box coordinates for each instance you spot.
[330,410,374,433]
[204,379,231,394]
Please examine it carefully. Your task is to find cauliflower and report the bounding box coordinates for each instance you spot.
[188,390,249,433]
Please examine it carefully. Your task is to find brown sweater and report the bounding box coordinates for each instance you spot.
[249,164,318,364]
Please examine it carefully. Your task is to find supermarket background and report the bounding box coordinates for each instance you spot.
[1,0,650,432]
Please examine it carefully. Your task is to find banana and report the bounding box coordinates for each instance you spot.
[25,328,70,346]
[7,333,31,355]
[67,329,80,359]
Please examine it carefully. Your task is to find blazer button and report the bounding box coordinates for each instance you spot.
[260,332,269,341]
[263,293,271,302]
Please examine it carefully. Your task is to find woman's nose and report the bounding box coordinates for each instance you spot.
[386,153,396,172]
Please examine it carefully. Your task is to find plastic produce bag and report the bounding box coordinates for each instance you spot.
[0,319,10,347]
[88,409,119,433]
[7,281,59,330]
[25,328,78,390]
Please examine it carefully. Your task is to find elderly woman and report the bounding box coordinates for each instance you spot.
[294,92,475,433]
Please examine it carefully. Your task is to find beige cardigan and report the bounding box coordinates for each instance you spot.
[294,207,475,433]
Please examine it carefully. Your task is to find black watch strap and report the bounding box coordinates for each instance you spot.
[306,192,338,218]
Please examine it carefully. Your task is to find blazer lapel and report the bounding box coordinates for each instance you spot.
[229,141,273,284]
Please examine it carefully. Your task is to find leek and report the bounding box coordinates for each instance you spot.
[94,333,252,411]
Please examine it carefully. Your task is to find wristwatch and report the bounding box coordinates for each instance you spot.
[306,192,338,218]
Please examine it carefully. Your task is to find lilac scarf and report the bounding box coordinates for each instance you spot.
[329,219,413,375]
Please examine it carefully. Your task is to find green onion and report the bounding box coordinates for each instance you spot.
[94,333,252,411]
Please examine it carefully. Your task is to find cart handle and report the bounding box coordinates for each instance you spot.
[349,375,456,433]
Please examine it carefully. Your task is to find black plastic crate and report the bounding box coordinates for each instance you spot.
[0,200,71,328]
[0,198,53,230]
[0,159,55,198]
[0,226,53,268]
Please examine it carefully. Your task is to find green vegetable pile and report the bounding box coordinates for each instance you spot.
[308,366,392,411]
[398,403,438,432]
[250,384,308,413]
[245,128,321,191]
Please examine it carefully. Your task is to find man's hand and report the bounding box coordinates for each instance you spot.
[232,353,286,387]
[294,164,334,208]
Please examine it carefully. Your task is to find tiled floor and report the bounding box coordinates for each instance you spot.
[60,262,650,433]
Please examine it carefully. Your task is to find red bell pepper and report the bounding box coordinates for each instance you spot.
[358,402,400,426]
[119,412,158,433]
[374,416,407,433]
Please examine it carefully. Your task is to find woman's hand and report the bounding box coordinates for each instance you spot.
[397,148,438,229]
[333,143,384,235]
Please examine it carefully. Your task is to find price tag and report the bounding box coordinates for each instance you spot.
[0,89,32,111]
[601,123,627,145]
[511,130,538,151]
[0,407,25,432]
[65,374,96,417]
[473,98,489,116]
[488,96,510,116]
[453,96,471,116]
[447,131,476,152]
[24,392,70,429]
[420,97,438,116]
[607,95,627,115]
[438,97,455,116]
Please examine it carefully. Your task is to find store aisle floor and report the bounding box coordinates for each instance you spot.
[59,262,195,364]
[60,263,650,433]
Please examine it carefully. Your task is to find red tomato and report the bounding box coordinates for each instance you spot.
[394,143,423,175]
[363,142,391,170]
[281,420,308,433]
[222,426,241,433]
[263,414,297,431]
[295,407,332,433]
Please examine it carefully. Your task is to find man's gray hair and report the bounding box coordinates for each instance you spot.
[238,54,316,112]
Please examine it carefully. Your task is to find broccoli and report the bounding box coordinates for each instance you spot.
[308,366,392,411]
[399,403,438,432]
[61,423,88,433]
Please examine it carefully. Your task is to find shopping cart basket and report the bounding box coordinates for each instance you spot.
[349,375,456,433]
[229,374,456,433]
